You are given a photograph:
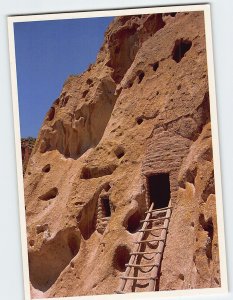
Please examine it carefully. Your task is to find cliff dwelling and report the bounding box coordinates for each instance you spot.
[20,10,220,299]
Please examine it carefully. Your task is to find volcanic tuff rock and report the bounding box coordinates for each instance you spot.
[21,137,36,175]
[24,12,220,298]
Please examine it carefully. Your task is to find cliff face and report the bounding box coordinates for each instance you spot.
[21,137,36,175]
[24,12,220,298]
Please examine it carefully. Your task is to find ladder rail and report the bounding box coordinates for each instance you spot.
[148,202,172,291]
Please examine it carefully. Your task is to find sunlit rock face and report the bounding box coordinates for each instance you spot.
[24,12,220,299]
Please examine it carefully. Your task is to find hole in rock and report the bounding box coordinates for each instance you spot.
[147,173,171,209]
[136,117,144,125]
[86,78,93,85]
[172,39,192,63]
[39,187,58,201]
[80,164,117,179]
[36,224,48,234]
[137,71,145,84]
[152,62,159,72]
[82,90,89,98]
[101,197,111,217]
[104,183,111,192]
[126,210,141,233]
[47,107,55,121]
[178,274,185,281]
[29,240,35,247]
[199,214,213,262]
[29,230,80,292]
[114,146,125,159]
[113,245,130,272]
[42,164,51,173]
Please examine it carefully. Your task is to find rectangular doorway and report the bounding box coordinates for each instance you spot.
[147,173,171,209]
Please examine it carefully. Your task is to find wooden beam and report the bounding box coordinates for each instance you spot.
[120,276,155,280]
[134,238,165,243]
[130,251,162,255]
[145,206,173,213]
[140,216,171,223]
[125,263,159,268]
[138,227,166,232]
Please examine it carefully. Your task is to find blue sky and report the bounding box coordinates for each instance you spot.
[14,17,113,138]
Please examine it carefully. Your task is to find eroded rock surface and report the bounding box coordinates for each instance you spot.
[24,12,220,298]
[21,137,36,175]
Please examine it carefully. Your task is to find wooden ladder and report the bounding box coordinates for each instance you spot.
[116,202,172,294]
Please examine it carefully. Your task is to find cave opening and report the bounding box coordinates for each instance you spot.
[172,39,192,63]
[137,71,145,84]
[113,245,130,272]
[147,173,171,209]
[102,197,111,217]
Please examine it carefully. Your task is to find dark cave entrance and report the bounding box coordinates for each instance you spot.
[101,197,111,217]
[172,39,192,63]
[147,173,171,209]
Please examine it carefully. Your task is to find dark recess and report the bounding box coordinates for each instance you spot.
[102,197,111,217]
[152,61,159,72]
[127,211,141,233]
[137,71,145,83]
[172,39,192,63]
[47,107,55,121]
[136,117,144,125]
[113,245,130,272]
[147,173,171,209]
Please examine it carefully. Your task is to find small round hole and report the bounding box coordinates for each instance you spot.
[42,164,51,173]
[136,117,144,125]
[86,78,93,85]
[178,274,185,281]
[152,62,159,72]
[29,240,35,247]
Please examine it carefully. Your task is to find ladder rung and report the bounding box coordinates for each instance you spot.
[120,276,155,281]
[134,238,165,243]
[146,206,173,213]
[138,226,167,232]
[130,251,162,255]
[140,216,170,223]
[125,263,159,268]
